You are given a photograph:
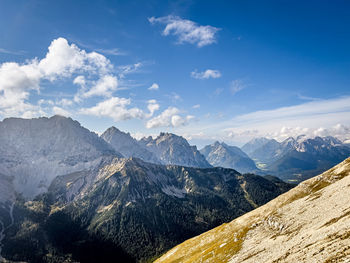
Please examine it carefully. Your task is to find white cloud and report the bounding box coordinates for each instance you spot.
[147,99,160,117]
[230,79,245,95]
[80,75,118,99]
[80,97,145,122]
[146,107,194,128]
[52,106,71,117]
[191,69,221,79]
[149,15,220,47]
[73,75,86,86]
[192,104,200,109]
[0,37,118,117]
[0,61,42,117]
[95,48,125,56]
[233,96,350,125]
[213,96,350,143]
[57,98,73,107]
[117,62,142,78]
[148,83,159,90]
[38,38,112,80]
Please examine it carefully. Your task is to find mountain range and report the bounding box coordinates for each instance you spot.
[242,135,350,182]
[0,115,349,262]
[155,157,350,263]
[0,116,292,263]
[1,158,291,262]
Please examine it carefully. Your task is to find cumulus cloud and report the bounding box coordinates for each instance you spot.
[52,106,71,117]
[191,69,221,79]
[146,107,194,128]
[0,37,117,117]
[192,104,200,109]
[0,37,198,129]
[147,99,160,117]
[39,38,112,80]
[79,97,160,122]
[80,97,145,122]
[80,75,118,99]
[148,83,159,90]
[265,124,350,142]
[149,15,220,47]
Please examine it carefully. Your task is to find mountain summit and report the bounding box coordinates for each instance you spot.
[139,132,211,168]
[200,141,259,173]
[101,126,159,164]
[0,115,121,199]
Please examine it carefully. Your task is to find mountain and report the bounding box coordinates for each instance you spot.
[1,157,292,263]
[139,132,211,168]
[0,115,122,199]
[242,136,350,182]
[267,136,350,181]
[101,126,159,164]
[247,138,283,164]
[155,157,350,263]
[200,141,259,173]
[241,137,274,156]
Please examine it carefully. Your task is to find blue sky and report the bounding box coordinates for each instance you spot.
[0,0,350,146]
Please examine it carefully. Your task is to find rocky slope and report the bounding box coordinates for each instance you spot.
[0,115,121,199]
[1,158,292,263]
[101,126,159,164]
[200,142,259,174]
[155,157,350,263]
[139,133,211,168]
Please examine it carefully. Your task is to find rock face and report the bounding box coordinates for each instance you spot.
[1,158,292,263]
[155,157,350,263]
[139,132,211,168]
[0,115,121,199]
[200,142,259,174]
[242,136,350,182]
[101,126,159,164]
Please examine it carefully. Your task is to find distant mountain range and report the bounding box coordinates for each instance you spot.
[242,135,350,182]
[155,157,350,263]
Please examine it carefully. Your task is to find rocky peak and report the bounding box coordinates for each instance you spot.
[0,116,121,199]
[138,132,211,168]
[101,126,159,164]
